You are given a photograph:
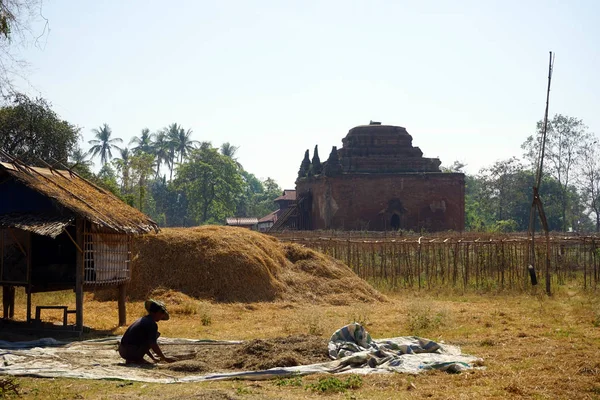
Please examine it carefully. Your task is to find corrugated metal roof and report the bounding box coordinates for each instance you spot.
[274,189,296,202]
[0,213,74,238]
[225,217,258,226]
[0,159,159,235]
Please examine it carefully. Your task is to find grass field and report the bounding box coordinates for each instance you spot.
[1,282,600,399]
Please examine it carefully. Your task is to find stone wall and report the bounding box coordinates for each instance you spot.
[296,172,465,232]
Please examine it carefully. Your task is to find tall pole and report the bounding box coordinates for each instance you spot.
[528,51,554,294]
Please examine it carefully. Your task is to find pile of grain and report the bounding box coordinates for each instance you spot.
[128,226,384,304]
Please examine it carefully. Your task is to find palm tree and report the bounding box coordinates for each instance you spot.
[165,123,182,181]
[113,147,132,192]
[220,142,239,159]
[176,127,198,164]
[151,130,170,179]
[88,124,123,165]
[68,147,93,169]
[220,142,241,169]
[129,128,153,154]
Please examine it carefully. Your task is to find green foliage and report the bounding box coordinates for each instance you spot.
[274,376,303,387]
[464,158,585,232]
[95,164,122,197]
[174,145,243,225]
[305,376,363,393]
[88,124,122,166]
[407,305,447,335]
[0,93,80,164]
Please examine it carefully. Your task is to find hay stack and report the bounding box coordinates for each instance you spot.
[128,226,384,304]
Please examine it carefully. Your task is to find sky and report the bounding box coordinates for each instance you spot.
[11,0,600,189]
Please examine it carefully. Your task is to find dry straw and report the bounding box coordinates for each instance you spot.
[127,226,385,304]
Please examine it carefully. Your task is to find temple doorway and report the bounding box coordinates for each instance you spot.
[390,214,401,230]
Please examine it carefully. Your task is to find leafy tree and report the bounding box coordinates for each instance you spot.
[578,139,600,232]
[174,145,243,224]
[129,153,154,213]
[441,160,466,173]
[0,93,79,163]
[88,123,122,166]
[236,172,282,218]
[522,114,592,231]
[95,163,122,197]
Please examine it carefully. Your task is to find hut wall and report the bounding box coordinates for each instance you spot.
[83,225,131,286]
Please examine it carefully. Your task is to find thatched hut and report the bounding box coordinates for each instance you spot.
[0,153,159,331]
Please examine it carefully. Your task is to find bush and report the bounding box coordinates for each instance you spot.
[306,375,363,393]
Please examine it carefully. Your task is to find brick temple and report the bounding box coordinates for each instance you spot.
[273,122,465,232]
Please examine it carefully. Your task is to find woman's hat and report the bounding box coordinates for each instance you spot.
[144,299,170,320]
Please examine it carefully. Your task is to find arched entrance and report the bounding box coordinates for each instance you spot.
[390,213,400,230]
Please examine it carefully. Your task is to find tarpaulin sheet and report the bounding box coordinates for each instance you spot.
[0,326,482,383]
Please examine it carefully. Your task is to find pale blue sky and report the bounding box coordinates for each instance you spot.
[14,0,600,189]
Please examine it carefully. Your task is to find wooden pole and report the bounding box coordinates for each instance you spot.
[118,284,127,326]
[75,219,84,331]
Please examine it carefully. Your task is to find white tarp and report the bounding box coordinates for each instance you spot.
[0,332,482,383]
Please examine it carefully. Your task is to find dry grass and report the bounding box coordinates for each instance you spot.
[2,284,600,399]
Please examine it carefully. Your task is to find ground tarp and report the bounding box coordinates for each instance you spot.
[0,325,482,383]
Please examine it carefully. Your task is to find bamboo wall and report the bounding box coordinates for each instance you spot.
[272,232,600,291]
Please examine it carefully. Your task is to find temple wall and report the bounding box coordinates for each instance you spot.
[296,173,465,232]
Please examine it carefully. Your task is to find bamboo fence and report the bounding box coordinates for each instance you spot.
[272,231,600,291]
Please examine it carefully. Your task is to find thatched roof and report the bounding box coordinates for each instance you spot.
[0,158,159,236]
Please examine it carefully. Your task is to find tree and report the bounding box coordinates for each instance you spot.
[95,163,121,197]
[0,93,79,163]
[175,127,197,164]
[220,142,238,159]
[522,114,592,231]
[129,153,155,213]
[150,130,170,179]
[578,139,600,232]
[88,123,122,166]
[129,128,153,155]
[113,147,132,193]
[165,123,181,181]
[174,145,243,224]
[220,142,241,169]
[0,0,47,98]
[441,160,466,173]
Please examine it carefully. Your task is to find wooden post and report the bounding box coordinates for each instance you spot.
[2,285,15,319]
[118,284,127,326]
[26,287,32,322]
[75,219,84,331]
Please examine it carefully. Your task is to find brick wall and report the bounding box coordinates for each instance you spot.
[296,172,464,232]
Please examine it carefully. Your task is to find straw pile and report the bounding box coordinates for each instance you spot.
[127,226,384,304]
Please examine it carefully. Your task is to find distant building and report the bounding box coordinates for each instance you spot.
[225,217,258,230]
[273,122,465,232]
[257,190,296,232]
[257,211,277,232]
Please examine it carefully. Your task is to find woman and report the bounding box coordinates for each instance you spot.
[118,299,175,364]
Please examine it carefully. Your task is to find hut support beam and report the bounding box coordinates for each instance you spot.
[75,220,84,332]
[118,284,126,326]
[2,285,15,319]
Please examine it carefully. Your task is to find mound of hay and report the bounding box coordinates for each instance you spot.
[128,226,384,304]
